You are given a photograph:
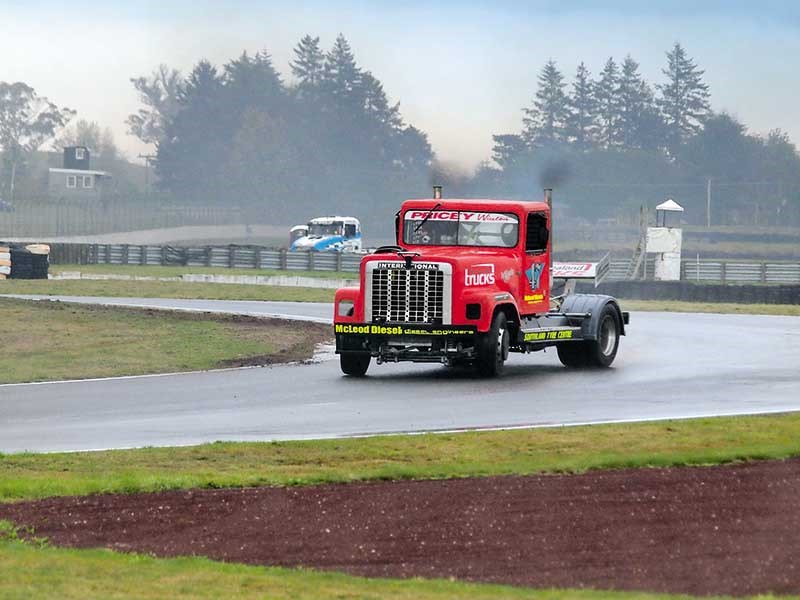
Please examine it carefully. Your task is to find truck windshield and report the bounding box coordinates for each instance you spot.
[403,210,519,248]
[308,223,343,236]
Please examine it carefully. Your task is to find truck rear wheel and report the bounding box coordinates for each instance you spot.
[557,305,620,368]
[340,353,370,377]
[476,312,509,377]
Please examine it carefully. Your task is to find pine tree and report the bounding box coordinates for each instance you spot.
[491,134,527,169]
[617,55,662,150]
[290,35,324,91]
[323,34,363,111]
[594,57,621,148]
[156,60,227,200]
[223,50,284,112]
[522,60,569,146]
[361,71,402,131]
[657,42,711,153]
[565,62,598,151]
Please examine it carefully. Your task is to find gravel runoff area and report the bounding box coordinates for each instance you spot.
[2,458,799,597]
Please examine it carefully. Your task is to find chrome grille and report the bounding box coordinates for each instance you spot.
[371,268,445,324]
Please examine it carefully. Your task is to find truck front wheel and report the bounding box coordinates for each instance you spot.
[340,353,370,377]
[476,312,509,377]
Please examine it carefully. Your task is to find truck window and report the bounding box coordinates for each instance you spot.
[344,224,356,237]
[403,211,518,248]
[308,222,342,236]
[526,212,549,252]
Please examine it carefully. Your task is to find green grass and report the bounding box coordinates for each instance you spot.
[0,538,734,600]
[3,413,800,502]
[621,300,800,316]
[0,278,336,302]
[51,263,357,280]
[0,298,328,384]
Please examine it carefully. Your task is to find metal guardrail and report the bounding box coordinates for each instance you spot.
[76,244,364,273]
[42,243,800,285]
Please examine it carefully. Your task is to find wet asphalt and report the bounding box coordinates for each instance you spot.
[1,297,799,453]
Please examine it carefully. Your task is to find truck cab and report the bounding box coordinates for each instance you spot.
[290,216,362,252]
[334,190,628,377]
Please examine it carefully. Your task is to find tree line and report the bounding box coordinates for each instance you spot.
[127,34,433,225]
[1,38,799,227]
[464,43,800,226]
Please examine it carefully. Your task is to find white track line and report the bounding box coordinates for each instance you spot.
[2,295,332,324]
[22,406,800,455]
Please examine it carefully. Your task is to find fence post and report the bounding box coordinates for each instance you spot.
[228,246,235,269]
[140,245,147,265]
[104,245,111,264]
[122,244,129,265]
[760,262,767,284]
[308,251,315,271]
[720,261,727,284]
[279,248,287,270]
[160,245,167,266]
[255,247,262,269]
[336,252,343,273]
[205,246,212,267]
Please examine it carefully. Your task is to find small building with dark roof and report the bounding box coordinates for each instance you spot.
[48,146,112,200]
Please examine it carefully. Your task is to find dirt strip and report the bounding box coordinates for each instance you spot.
[2,458,800,596]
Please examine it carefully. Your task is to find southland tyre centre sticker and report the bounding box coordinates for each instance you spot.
[335,323,476,336]
[524,329,575,341]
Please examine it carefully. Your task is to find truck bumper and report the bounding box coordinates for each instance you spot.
[334,323,479,363]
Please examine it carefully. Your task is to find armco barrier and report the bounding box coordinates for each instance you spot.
[35,242,800,287]
[579,280,800,305]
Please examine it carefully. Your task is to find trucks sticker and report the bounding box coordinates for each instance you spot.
[465,263,495,286]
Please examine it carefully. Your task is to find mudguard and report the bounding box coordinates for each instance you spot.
[560,293,626,340]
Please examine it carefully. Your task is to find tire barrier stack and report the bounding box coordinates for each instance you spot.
[0,243,50,280]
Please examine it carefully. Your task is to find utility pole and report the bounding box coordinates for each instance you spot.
[706,178,712,229]
[138,153,156,196]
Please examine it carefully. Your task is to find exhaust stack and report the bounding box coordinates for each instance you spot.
[544,188,553,281]
[433,185,443,200]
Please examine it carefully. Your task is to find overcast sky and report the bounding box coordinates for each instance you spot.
[3,0,799,170]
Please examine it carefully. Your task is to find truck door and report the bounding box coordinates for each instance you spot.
[522,211,550,314]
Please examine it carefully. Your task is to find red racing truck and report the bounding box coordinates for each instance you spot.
[334,188,629,377]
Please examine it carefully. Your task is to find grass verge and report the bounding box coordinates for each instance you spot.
[0,298,330,384]
[0,537,731,600]
[2,412,800,502]
[620,300,800,316]
[0,278,335,302]
[50,263,357,280]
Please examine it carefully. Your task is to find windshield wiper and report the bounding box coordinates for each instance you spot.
[414,202,442,232]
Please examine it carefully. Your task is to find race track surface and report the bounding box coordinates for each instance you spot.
[1,297,799,453]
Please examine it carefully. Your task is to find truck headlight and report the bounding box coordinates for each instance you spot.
[338,300,355,317]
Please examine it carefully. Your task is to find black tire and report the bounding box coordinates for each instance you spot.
[340,353,370,376]
[556,342,589,367]
[476,312,510,377]
[557,304,620,368]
